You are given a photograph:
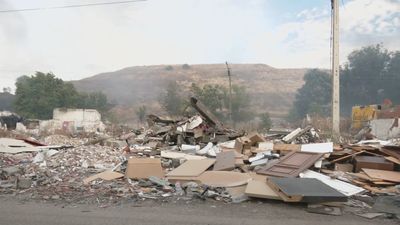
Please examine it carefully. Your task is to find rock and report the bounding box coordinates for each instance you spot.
[2,166,21,176]
[51,195,60,200]
[182,182,198,189]
[148,176,170,187]
[17,178,32,189]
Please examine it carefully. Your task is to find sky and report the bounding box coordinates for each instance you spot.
[0,0,399,91]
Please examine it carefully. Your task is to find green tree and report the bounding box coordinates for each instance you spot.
[78,92,110,113]
[259,112,272,131]
[14,72,110,119]
[14,72,79,119]
[288,44,400,122]
[191,83,225,113]
[136,105,147,123]
[340,44,392,114]
[160,81,185,115]
[182,64,190,69]
[288,69,332,121]
[229,85,254,122]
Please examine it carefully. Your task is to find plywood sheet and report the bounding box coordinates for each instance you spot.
[362,168,400,183]
[166,159,215,177]
[83,171,124,184]
[267,177,347,203]
[197,171,251,187]
[245,180,281,200]
[213,151,236,171]
[257,151,323,177]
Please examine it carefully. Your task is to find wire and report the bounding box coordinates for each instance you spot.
[0,0,146,13]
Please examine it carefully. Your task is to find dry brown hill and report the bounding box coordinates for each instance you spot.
[71,64,308,118]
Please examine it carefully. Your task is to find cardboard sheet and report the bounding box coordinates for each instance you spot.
[213,151,236,171]
[166,159,215,177]
[245,180,281,200]
[126,158,164,179]
[83,171,124,184]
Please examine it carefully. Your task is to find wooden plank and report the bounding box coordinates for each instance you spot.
[166,159,215,177]
[257,151,323,177]
[362,168,400,183]
[213,151,236,171]
[381,148,400,160]
[385,156,400,165]
[273,143,301,153]
[329,151,365,164]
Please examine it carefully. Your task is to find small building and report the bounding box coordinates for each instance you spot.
[39,108,105,133]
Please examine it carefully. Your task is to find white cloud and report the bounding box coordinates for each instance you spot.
[246,0,400,68]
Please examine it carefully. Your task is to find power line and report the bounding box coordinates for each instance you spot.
[0,0,146,13]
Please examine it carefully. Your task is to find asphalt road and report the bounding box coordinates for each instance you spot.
[0,198,396,225]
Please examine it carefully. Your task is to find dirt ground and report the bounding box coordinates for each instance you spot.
[0,196,397,225]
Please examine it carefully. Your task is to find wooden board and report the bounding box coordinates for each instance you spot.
[213,151,236,171]
[257,151,323,177]
[166,159,215,177]
[273,143,301,153]
[197,171,251,187]
[362,168,400,183]
[385,156,400,165]
[245,180,281,200]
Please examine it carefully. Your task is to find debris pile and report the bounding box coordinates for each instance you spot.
[0,98,399,219]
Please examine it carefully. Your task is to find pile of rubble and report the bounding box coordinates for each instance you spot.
[0,98,399,219]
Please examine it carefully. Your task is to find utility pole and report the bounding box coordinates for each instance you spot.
[331,0,340,139]
[225,62,233,126]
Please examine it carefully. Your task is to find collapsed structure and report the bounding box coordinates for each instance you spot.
[0,98,399,219]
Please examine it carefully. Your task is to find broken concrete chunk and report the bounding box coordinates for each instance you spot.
[17,178,32,189]
[306,204,342,216]
[1,166,21,176]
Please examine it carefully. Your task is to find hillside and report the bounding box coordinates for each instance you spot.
[71,64,308,119]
